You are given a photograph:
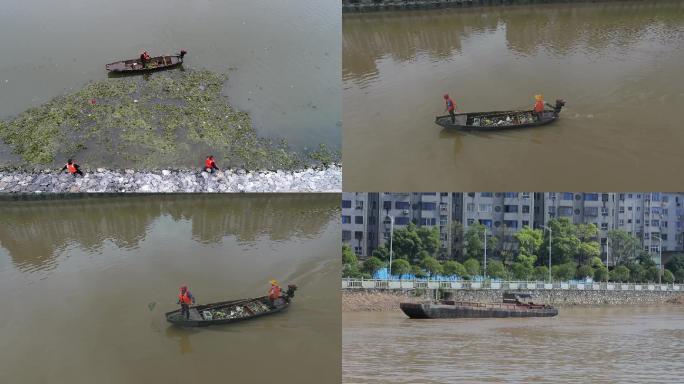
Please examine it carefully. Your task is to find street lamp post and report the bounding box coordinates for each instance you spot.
[654,234,662,284]
[386,215,394,282]
[542,225,552,282]
[483,226,487,279]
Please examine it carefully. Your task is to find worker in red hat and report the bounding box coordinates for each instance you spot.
[204,155,219,174]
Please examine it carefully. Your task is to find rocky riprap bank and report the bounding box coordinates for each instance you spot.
[0,165,341,193]
[342,0,633,12]
[342,289,684,311]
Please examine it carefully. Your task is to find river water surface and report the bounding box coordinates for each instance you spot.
[343,1,684,191]
[0,194,340,384]
[343,306,684,383]
[0,0,340,152]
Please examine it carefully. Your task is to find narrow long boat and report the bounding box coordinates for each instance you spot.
[400,292,558,318]
[435,99,566,131]
[106,50,187,73]
[166,284,297,327]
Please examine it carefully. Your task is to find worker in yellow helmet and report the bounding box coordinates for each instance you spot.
[533,94,545,121]
[268,280,282,307]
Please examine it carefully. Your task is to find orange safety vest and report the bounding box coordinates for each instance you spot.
[66,163,77,174]
[205,158,215,168]
[534,100,545,113]
[178,291,192,305]
[445,97,456,112]
[269,285,281,300]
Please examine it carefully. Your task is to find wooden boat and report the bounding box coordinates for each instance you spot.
[106,50,187,73]
[400,292,558,319]
[435,99,566,131]
[166,284,297,327]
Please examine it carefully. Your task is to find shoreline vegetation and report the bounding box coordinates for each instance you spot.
[342,290,684,312]
[342,0,649,13]
[0,69,339,171]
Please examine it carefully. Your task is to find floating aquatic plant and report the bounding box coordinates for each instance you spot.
[0,69,338,170]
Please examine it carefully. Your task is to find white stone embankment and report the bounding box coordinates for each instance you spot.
[342,290,684,312]
[0,165,341,193]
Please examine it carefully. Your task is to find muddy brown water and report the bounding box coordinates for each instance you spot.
[343,1,684,191]
[0,0,340,154]
[343,306,684,383]
[0,194,340,384]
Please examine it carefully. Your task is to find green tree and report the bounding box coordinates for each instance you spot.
[511,262,532,280]
[552,262,576,281]
[464,223,498,261]
[362,256,384,277]
[663,269,674,284]
[464,258,481,277]
[627,262,645,282]
[610,265,630,282]
[576,264,594,280]
[608,230,640,266]
[371,245,390,262]
[411,264,427,279]
[544,218,581,265]
[450,221,464,260]
[487,260,507,279]
[392,223,422,260]
[594,266,609,282]
[443,260,467,277]
[391,259,410,279]
[342,245,361,278]
[422,256,443,278]
[416,226,441,257]
[576,224,600,265]
[644,266,659,283]
[534,265,550,281]
[675,269,684,284]
[515,226,543,257]
[665,255,684,280]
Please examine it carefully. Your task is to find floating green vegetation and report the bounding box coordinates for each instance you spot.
[0,70,337,170]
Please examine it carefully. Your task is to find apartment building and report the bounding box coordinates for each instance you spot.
[343,192,684,265]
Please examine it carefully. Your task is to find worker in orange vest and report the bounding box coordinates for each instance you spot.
[204,155,219,174]
[533,94,545,121]
[140,50,151,68]
[60,159,84,176]
[443,94,457,124]
[268,280,282,307]
[177,285,196,320]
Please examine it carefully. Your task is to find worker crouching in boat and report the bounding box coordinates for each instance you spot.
[177,285,196,320]
[534,94,545,121]
[61,159,84,177]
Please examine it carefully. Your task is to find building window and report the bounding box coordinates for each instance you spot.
[562,193,573,200]
[602,207,609,216]
[342,216,351,224]
[652,207,661,214]
[480,219,493,228]
[479,204,492,212]
[504,192,519,198]
[355,201,364,210]
[383,201,392,210]
[467,203,475,212]
[662,221,668,228]
[549,192,556,199]
[585,207,599,216]
[342,231,351,241]
[619,219,624,226]
[522,220,529,227]
[355,216,364,224]
[548,206,556,214]
[504,205,519,213]
[522,192,530,199]
[395,217,410,225]
[558,207,572,216]
[619,206,625,213]
[421,218,437,226]
[480,192,493,197]
[467,219,475,225]
[422,202,437,211]
[662,234,668,240]
[522,205,530,214]
[652,220,659,227]
[574,209,581,215]
[342,200,351,209]
[354,247,363,255]
[503,220,518,228]
[601,223,608,230]
[584,193,599,201]
[663,209,669,215]
[354,231,363,240]
[395,201,410,210]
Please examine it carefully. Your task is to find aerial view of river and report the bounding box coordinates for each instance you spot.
[0,0,340,152]
[0,194,340,384]
[343,306,684,383]
[343,1,684,191]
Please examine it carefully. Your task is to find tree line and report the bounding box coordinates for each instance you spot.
[342,219,684,283]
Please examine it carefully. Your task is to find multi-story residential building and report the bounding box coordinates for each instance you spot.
[342,192,684,266]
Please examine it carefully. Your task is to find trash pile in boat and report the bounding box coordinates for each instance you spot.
[471,112,536,127]
[201,300,272,320]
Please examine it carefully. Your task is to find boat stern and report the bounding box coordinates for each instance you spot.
[399,302,431,319]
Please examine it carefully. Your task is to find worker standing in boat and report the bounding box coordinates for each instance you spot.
[60,159,84,177]
[177,285,195,320]
[204,155,219,174]
[268,280,282,307]
[140,50,151,68]
[534,94,545,121]
[443,94,457,124]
